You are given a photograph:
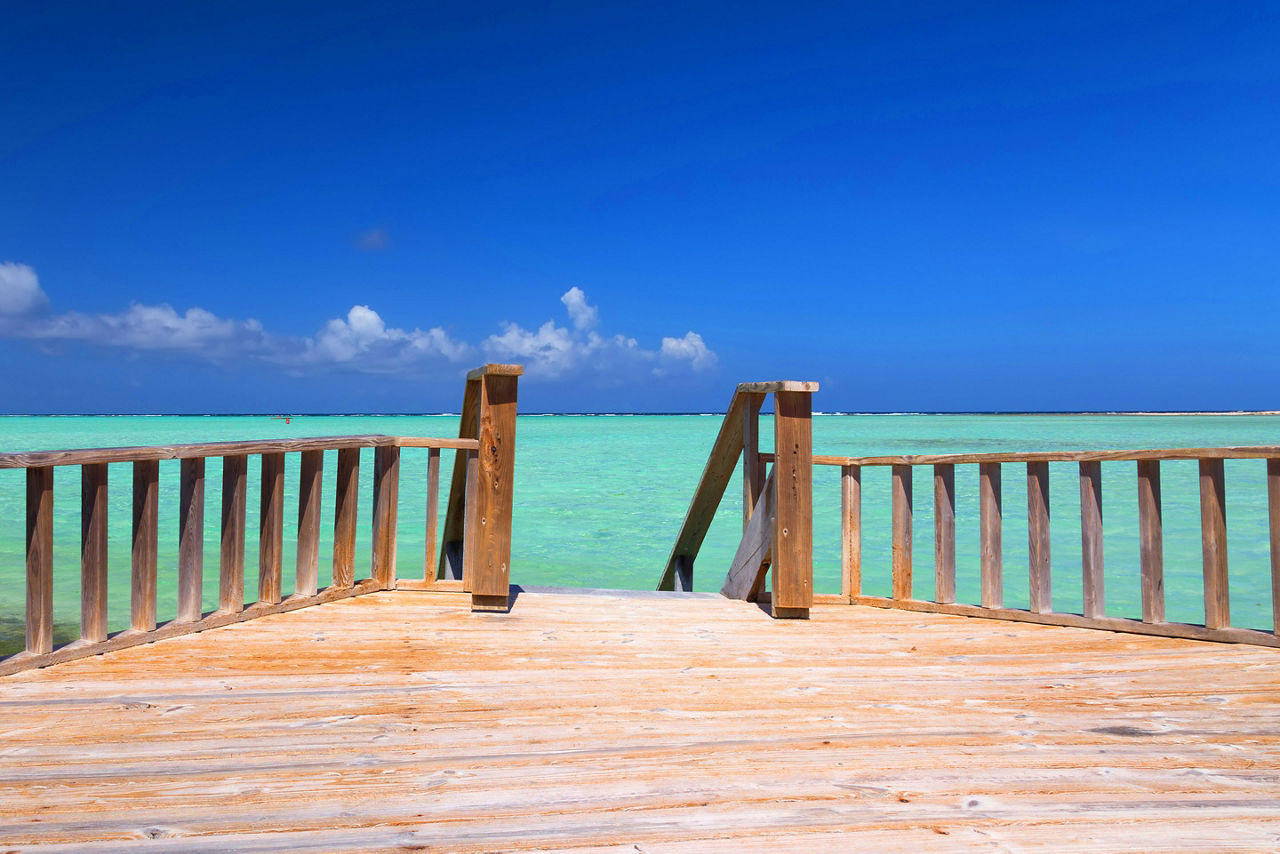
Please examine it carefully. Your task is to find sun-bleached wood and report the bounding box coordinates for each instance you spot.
[933,464,956,605]
[890,465,912,601]
[1137,459,1165,624]
[979,462,1002,609]
[219,455,247,613]
[849,594,1279,648]
[131,459,159,632]
[295,450,323,598]
[465,362,525,380]
[841,464,860,599]
[4,590,1279,848]
[80,463,108,643]
[1270,459,1280,633]
[469,372,519,611]
[722,469,775,601]
[177,457,205,623]
[25,466,53,655]
[0,434,476,469]
[372,445,401,589]
[1079,461,1104,620]
[462,448,479,590]
[424,448,440,581]
[741,393,765,530]
[333,447,360,588]
[658,388,750,591]
[770,390,813,618]
[1199,458,1229,630]
[1026,461,1051,614]
[258,452,285,605]
[735,380,820,394]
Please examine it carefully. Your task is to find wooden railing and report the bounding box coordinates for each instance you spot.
[0,363,522,675]
[760,447,1280,648]
[658,381,818,619]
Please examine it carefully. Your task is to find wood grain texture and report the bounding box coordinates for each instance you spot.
[658,387,749,591]
[741,393,766,530]
[80,463,109,643]
[296,450,323,598]
[258,453,285,605]
[131,459,159,632]
[219,455,247,613]
[0,434,475,469]
[759,445,1280,468]
[933,464,955,605]
[735,380,820,394]
[372,445,401,589]
[722,469,774,601]
[1199,458,1230,630]
[465,362,525,380]
[332,448,360,589]
[891,465,912,601]
[25,466,53,655]
[771,390,813,617]
[841,464,860,599]
[1270,459,1280,633]
[469,373,518,608]
[1026,461,1051,614]
[177,458,205,623]
[1137,459,1165,624]
[2,590,1278,850]
[440,379,480,583]
[979,462,1002,609]
[1079,461,1105,620]
[424,448,440,581]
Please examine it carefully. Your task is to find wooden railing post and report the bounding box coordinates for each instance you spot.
[296,450,323,598]
[131,460,159,632]
[26,466,54,655]
[81,463,109,643]
[742,392,766,530]
[467,364,523,612]
[259,453,285,605]
[891,465,913,601]
[333,448,360,588]
[771,388,814,618]
[178,458,205,623]
[372,444,401,589]
[220,455,247,613]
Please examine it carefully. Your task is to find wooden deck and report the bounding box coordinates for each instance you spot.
[2,589,1279,851]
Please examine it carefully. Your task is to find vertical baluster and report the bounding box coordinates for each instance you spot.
[296,450,323,598]
[933,464,955,604]
[1078,461,1104,620]
[372,445,401,589]
[980,462,1003,608]
[1026,462,1051,614]
[131,460,159,632]
[26,466,54,655]
[178,458,205,623]
[1269,459,1280,634]
[741,392,765,530]
[424,448,441,581]
[1199,458,1229,629]
[259,453,285,604]
[891,465,912,601]
[81,464,109,642]
[1137,460,1165,624]
[462,447,479,591]
[220,454,247,612]
[841,464,861,599]
[333,448,360,588]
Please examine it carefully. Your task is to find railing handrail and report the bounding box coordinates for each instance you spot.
[761,445,1280,468]
[0,435,480,469]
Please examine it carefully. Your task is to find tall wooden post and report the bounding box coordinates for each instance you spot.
[467,364,523,612]
[771,387,814,619]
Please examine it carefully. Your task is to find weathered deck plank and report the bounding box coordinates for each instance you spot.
[1,591,1278,851]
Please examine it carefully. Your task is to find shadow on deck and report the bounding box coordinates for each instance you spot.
[3,589,1279,851]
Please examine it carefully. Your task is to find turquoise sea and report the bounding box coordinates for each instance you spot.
[2,413,1278,655]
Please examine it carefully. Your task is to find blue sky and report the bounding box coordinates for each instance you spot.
[2,1,1278,413]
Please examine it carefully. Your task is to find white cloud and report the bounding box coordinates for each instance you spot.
[0,262,49,316]
[560,286,598,331]
[0,266,715,382]
[659,331,717,372]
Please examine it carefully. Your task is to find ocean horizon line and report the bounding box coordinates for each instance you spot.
[2,410,1280,418]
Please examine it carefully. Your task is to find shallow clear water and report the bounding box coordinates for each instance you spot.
[1,413,1277,655]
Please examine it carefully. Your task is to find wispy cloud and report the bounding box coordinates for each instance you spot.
[355,228,390,251]
[0,262,716,381]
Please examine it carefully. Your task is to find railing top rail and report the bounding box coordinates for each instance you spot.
[736,380,820,394]
[0,435,480,469]
[467,362,525,380]
[759,445,1280,468]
